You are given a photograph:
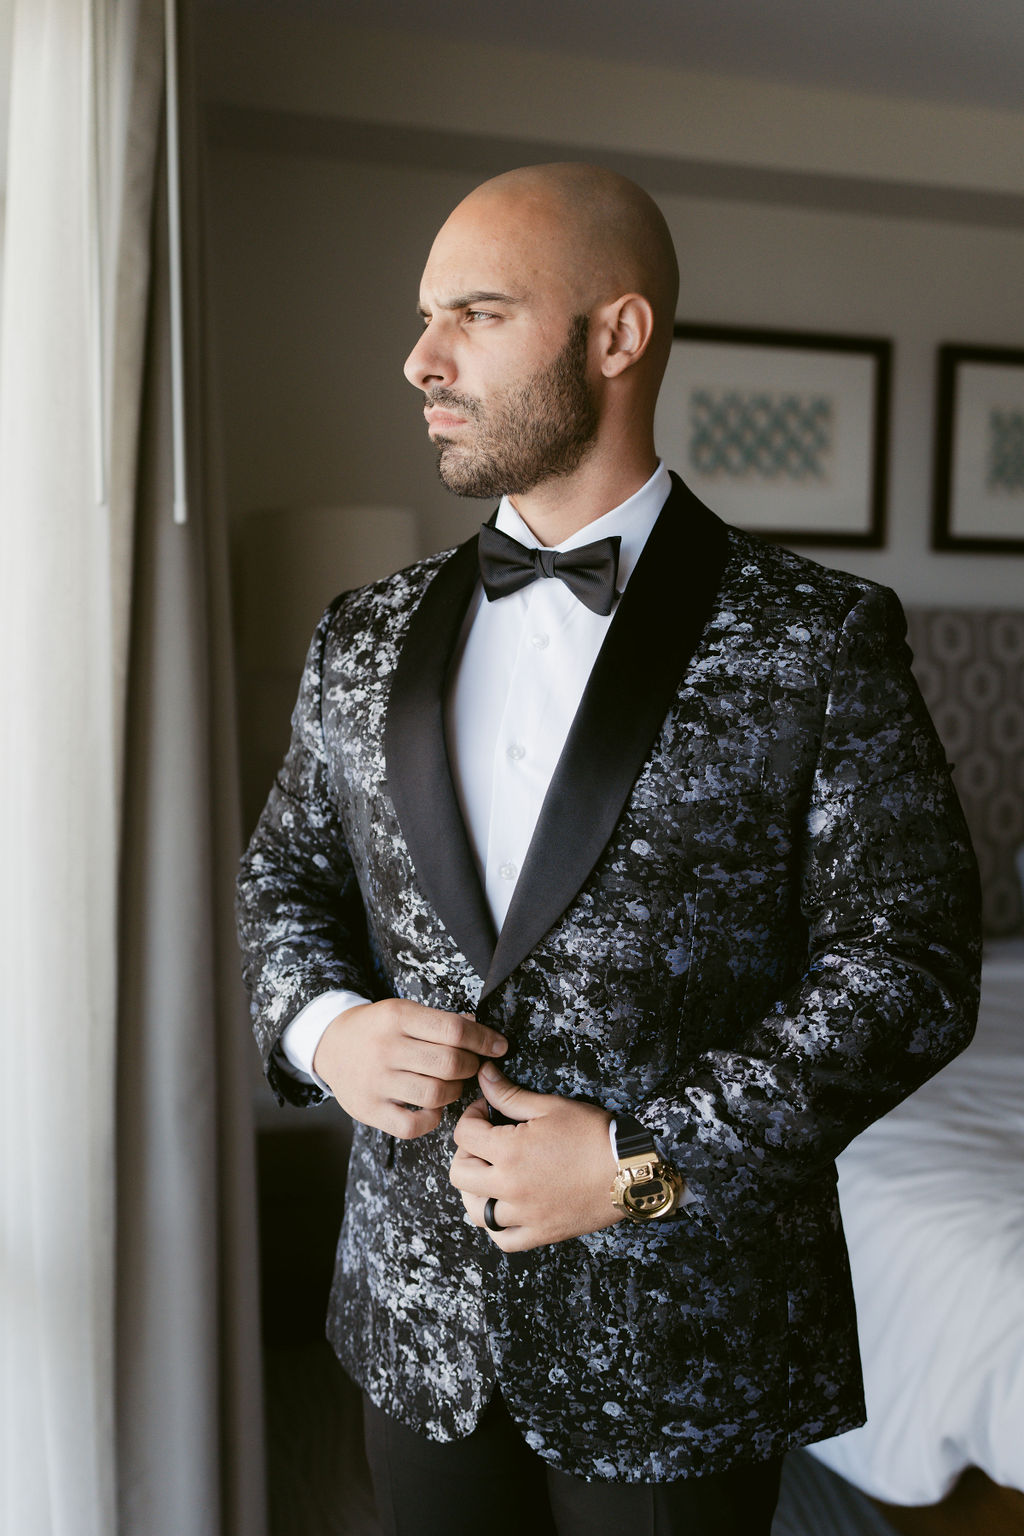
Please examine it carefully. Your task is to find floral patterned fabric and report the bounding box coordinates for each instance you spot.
[237,482,981,1483]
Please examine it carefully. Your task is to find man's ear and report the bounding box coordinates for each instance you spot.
[597,293,655,378]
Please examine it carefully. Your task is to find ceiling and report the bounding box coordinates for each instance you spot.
[212,0,1024,114]
[4,2,1019,204]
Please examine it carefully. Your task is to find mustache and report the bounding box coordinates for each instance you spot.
[425,387,481,418]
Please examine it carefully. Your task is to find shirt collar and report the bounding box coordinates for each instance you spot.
[493,461,672,594]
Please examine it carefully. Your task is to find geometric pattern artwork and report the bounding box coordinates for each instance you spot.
[987,409,1024,494]
[688,389,834,482]
[905,608,1024,936]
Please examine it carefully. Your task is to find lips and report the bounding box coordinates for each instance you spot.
[424,408,469,432]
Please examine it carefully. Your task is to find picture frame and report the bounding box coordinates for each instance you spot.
[932,343,1024,553]
[655,323,891,547]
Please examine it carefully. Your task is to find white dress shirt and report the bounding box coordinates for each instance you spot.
[280,463,672,1087]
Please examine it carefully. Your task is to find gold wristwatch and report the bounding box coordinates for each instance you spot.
[610,1113,685,1221]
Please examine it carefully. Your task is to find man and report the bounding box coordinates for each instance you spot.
[237,163,980,1535]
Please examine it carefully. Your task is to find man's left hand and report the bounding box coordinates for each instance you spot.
[449,1063,623,1251]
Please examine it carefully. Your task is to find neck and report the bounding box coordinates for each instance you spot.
[507,436,659,547]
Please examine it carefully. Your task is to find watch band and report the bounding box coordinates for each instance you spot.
[609,1112,685,1222]
[612,1112,659,1161]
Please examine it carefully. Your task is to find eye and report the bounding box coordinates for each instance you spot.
[465,309,497,323]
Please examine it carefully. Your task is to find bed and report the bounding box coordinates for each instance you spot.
[807,936,1024,1505]
[800,606,1024,1524]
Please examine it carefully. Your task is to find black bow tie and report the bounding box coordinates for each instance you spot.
[477,523,621,616]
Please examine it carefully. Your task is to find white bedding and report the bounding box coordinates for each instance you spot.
[808,938,1024,1505]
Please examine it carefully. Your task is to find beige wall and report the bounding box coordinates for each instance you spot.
[206,141,1024,603]
[200,9,1024,780]
[199,14,1024,198]
[206,152,490,557]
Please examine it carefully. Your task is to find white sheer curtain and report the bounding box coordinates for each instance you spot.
[0,2,264,1532]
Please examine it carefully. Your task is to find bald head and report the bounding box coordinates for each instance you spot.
[439,162,679,377]
[406,163,679,521]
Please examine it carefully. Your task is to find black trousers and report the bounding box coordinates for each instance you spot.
[363,1392,783,1536]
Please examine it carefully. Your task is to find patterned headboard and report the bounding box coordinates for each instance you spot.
[904,608,1024,938]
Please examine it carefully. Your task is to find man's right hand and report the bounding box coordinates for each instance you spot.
[312,999,508,1140]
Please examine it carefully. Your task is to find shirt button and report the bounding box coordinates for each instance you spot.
[506,742,526,761]
[530,633,550,650]
[498,861,518,881]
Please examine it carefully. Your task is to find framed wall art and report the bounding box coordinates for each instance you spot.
[655,323,891,547]
[932,343,1024,553]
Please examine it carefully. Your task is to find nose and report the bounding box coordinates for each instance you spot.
[403,322,454,392]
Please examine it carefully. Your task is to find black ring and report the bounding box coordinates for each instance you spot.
[483,1197,505,1233]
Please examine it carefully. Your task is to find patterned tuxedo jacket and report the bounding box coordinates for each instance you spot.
[237,474,980,1483]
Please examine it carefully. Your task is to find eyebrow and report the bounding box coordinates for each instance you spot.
[417,291,522,317]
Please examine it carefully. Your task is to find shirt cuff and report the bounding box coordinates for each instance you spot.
[280,990,372,1095]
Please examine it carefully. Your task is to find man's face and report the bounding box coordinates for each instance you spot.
[421,313,597,499]
[404,198,599,499]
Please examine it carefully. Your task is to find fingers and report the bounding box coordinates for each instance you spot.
[451,1097,506,1160]
[383,1102,444,1140]
[457,1190,548,1254]
[476,1061,551,1121]
[452,1094,491,1133]
[407,1005,508,1064]
[313,998,507,1141]
[452,1091,620,1250]
[398,1036,493,1085]
[451,1068,552,1157]
[458,1191,519,1241]
[387,1069,467,1112]
[449,1140,494,1191]
[378,1003,509,1095]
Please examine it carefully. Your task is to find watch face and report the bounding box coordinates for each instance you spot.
[612,1159,683,1221]
[623,1175,675,1217]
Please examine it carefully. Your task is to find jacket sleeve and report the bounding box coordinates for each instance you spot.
[236,599,377,1107]
[636,585,982,1239]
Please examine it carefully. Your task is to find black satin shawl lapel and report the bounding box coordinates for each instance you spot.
[384,535,497,981]
[482,477,730,998]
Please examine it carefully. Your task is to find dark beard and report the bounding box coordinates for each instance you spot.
[430,313,598,499]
